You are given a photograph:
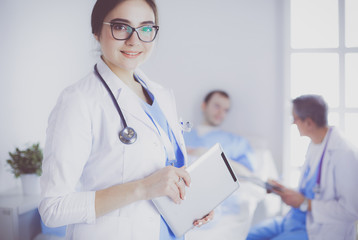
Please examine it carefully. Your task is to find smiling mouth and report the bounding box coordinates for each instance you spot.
[121,51,141,58]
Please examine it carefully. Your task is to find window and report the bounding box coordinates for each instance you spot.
[286,0,358,187]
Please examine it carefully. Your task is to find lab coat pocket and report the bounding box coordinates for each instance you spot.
[71,215,131,240]
[319,223,348,240]
[132,217,159,240]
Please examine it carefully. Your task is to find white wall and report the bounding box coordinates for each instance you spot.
[0,0,284,192]
[142,0,284,167]
[0,0,97,191]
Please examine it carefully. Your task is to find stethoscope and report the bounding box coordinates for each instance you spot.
[94,64,137,144]
[313,127,333,194]
[94,64,193,148]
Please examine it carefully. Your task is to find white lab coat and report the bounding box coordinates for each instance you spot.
[306,127,358,240]
[39,59,187,240]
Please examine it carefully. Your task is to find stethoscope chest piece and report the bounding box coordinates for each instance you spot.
[119,126,137,144]
[94,64,138,145]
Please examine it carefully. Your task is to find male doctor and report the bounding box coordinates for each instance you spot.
[247,94,358,240]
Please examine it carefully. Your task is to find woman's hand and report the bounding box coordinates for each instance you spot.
[193,211,214,227]
[268,180,305,208]
[141,166,191,204]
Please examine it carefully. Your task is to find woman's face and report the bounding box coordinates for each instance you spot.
[97,0,156,74]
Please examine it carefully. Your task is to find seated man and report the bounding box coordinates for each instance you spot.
[184,90,265,240]
[247,94,358,240]
[184,90,254,173]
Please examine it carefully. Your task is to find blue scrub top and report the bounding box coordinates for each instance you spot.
[137,77,184,240]
[247,162,319,240]
[282,163,319,232]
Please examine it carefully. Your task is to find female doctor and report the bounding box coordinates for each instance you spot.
[38,0,212,239]
[247,95,358,240]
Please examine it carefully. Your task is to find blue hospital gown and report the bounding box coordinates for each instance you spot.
[184,127,254,171]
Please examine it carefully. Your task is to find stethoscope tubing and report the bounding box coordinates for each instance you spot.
[93,64,185,159]
[312,127,333,194]
[94,64,128,128]
[94,64,137,144]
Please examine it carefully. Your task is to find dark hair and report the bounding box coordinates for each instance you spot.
[292,94,328,127]
[203,90,230,104]
[91,0,159,37]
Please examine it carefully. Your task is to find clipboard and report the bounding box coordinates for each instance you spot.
[238,175,282,192]
[152,143,240,237]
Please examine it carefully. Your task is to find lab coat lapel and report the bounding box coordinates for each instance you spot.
[100,62,187,164]
[95,58,156,132]
[151,87,188,164]
[117,88,157,133]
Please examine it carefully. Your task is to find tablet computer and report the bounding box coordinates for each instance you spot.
[152,143,240,237]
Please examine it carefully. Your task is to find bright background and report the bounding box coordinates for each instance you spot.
[1,0,357,192]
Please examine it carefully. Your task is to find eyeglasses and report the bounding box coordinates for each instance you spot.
[103,22,159,42]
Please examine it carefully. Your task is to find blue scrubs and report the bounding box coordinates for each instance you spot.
[184,128,253,171]
[246,163,319,240]
[138,78,184,240]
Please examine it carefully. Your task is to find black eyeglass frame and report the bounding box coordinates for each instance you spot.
[103,22,159,43]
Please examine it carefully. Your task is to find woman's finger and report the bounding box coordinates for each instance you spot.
[168,181,181,204]
[206,210,214,219]
[193,210,214,227]
[177,166,191,187]
[175,176,186,200]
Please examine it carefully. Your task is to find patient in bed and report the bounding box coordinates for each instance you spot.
[184,90,276,240]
